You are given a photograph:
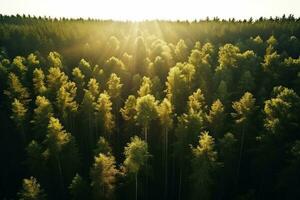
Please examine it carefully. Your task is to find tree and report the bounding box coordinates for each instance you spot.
[72,67,85,101]
[46,67,68,100]
[120,95,137,137]
[31,96,53,141]
[135,94,158,142]
[174,111,204,200]
[69,174,90,200]
[107,73,122,102]
[190,131,218,200]
[134,36,147,75]
[18,177,47,200]
[32,68,47,95]
[137,76,152,97]
[124,136,150,200]
[90,153,118,200]
[121,95,137,122]
[95,91,114,139]
[207,99,226,137]
[11,98,28,138]
[264,86,300,134]
[107,73,123,134]
[189,49,213,101]
[215,80,229,104]
[232,92,256,185]
[11,56,27,80]
[175,39,189,62]
[187,89,206,114]
[47,51,62,69]
[44,117,79,195]
[218,133,238,198]
[87,78,100,98]
[26,140,47,181]
[80,89,97,153]
[94,136,112,156]
[158,98,173,199]
[78,59,92,79]
[166,65,189,115]
[104,57,126,77]
[5,72,30,104]
[56,81,78,130]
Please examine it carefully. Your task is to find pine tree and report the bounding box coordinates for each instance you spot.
[90,153,118,200]
[56,81,78,130]
[95,91,114,139]
[207,99,225,137]
[158,98,173,199]
[232,92,256,186]
[187,89,206,114]
[190,131,218,200]
[31,96,53,141]
[69,174,90,200]
[44,117,79,196]
[135,94,158,142]
[138,76,152,97]
[18,177,47,200]
[5,72,30,104]
[124,136,150,200]
[11,98,28,140]
[32,68,47,95]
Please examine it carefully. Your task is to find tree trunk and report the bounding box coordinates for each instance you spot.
[135,172,138,200]
[236,123,245,190]
[57,154,64,198]
[164,127,168,200]
[178,166,182,200]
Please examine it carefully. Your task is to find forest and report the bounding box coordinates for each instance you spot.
[0,14,300,200]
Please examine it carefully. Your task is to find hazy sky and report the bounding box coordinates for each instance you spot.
[0,0,299,20]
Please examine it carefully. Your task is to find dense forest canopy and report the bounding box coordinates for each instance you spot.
[0,14,300,200]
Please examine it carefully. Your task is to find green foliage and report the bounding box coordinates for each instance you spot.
[94,136,112,156]
[190,131,217,200]
[137,76,152,97]
[87,78,100,98]
[264,86,300,134]
[232,92,256,124]
[107,73,123,100]
[158,98,173,129]
[48,51,62,69]
[33,68,47,95]
[120,95,137,122]
[18,177,46,200]
[187,89,206,114]
[135,94,158,128]
[207,99,225,136]
[46,67,68,99]
[69,174,90,200]
[5,72,30,104]
[31,96,53,140]
[90,153,118,200]
[95,91,115,134]
[11,98,28,131]
[124,136,149,174]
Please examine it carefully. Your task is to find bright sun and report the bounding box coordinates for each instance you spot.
[1,0,299,21]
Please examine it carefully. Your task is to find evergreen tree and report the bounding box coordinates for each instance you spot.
[124,136,150,200]
[90,153,118,200]
[18,177,47,200]
[190,131,218,200]
[135,94,158,142]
